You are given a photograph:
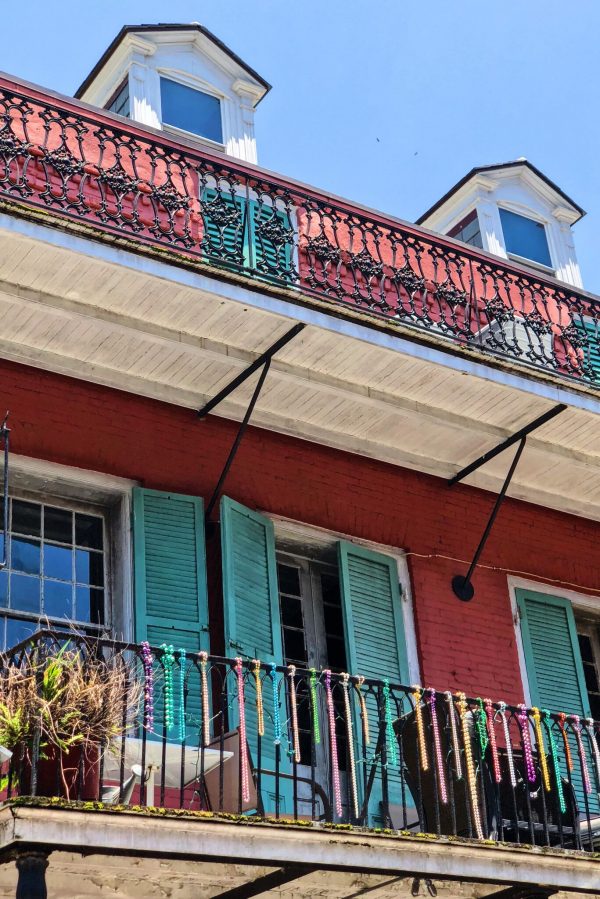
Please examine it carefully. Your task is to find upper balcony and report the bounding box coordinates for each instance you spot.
[0,72,597,396]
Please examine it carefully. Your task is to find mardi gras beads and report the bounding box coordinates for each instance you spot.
[571,715,592,795]
[383,679,399,768]
[497,702,517,788]
[309,668,321,745]
[252,659,264,737]
[585,717,600,790]
[199,651,210,747]
[483,699,501,784]
[271,663,281,746]
[235,658,250,803]
[517,704,536,784]
[141,641,154,731]
[475,699,489,755]
[557,712,574,772]
[427,689,448,805]
[160,643,175,732]
[531,707,551,793]
[324,670,342,818]
[456,692,483,840]
[342,672,359,819]
[411,685,428,772]
[542,709,566,815]
[355,675,370,748]
[445,691,462,778]
[178,648,187,742]
[288,664,301,764]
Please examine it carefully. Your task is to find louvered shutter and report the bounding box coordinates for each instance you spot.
[220,496,292,814]
[575,319,600,381]
[133,488,209,741]
[338,541,410,826]
[250,201,294,282]
[201,188,248,268]
[517,589,599,814]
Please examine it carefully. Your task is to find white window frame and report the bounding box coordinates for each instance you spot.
[269,514,420,684]
[157,68,226,150]
[5,454,137,642]
[508,574,600,707]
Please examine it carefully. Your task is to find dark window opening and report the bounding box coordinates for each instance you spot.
[577,626,600,721]
[448,210,483,249]
[106,79,130,118]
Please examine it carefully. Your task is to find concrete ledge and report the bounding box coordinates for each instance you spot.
[0,804,598,893]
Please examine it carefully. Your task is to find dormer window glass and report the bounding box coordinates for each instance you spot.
[160,77,223,144]
[448,210,483,249]
[499,208,552,268]
[106,79,130,118]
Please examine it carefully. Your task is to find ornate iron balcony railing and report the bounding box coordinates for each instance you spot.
[3,629,600,852]
[0,74,599,388]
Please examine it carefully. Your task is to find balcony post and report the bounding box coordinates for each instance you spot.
[15,849,49,899]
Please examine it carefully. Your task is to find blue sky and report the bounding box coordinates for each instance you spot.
[1,1,599,290]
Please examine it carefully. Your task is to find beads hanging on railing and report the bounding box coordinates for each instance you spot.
[235,658,250,803]
[445,691,462,778]
[342,672,359,819]
[497,702,516,788]
[427,689,447,804]
[384,679,399,768]
[288,664,301,764]
[585,717,600,790]
[557,712,574,772]
[141,641,154,732]
[411,686,428,772]
[324,670,342,818]
[199,651,210,747]
[455,692,484,840]
[517,704,536,784]
[160,644,175,732]
[542,709,566,815]
[252,659,264,737]
[309,668,321,745]
[571,715,592,795]
[531,707,551,793]
[355,674,370,748]
[271,663,282,746]
[178,648,187,742]
[475,698,489,756]
[484,699,501,784]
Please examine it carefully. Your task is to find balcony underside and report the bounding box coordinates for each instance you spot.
[0,804,598,898]
[0,212,599,521]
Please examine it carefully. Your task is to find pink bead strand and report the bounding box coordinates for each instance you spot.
[484,698,502,784]
[585,718,600,790]
[324,670,343,819]
[571,715,592,795]
[427,689,448,804]
[342,673,359,820]
[517,704,536,784]
[497,702,517,788]
[235,658,250,804]
[445,691,462,778]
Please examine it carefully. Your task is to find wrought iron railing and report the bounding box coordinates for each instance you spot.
[2,630,600,852]
[0,75,598,388]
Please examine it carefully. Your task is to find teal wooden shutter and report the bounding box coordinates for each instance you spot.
[517,589,598,813]
[201,188,248,268]
[133,487,209,741]
[338,541,410,825]
[249,202,293,282]
[220,496,291,813]
[574,318,600,380]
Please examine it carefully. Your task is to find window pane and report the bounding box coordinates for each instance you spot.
[160,78,223,143]
[6,617,36,649]
[75,549,104,586]
[75,514,103,550]
[449,211,483,249]
[280,594,304,630]
[107,80,130,118]
[579,633,594,663]
[283,627,307,666]
[75,586,104,625]
[44,506,72,544]
[499,208,552,267]
[12,538,40,575]
[0,571,7,608]
[11,574,40,613]
[12,501,41,537]
[44,580,72,619]
[277,563,301,597]
[44,544,72,581]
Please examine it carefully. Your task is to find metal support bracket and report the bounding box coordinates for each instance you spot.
[0,412,9,571]
[448,403,566,601]
[202,326,304,522]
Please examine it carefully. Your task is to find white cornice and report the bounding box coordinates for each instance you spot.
[125,34,157,58]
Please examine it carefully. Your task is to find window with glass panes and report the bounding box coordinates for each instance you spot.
[0,496,106,649]
[576,620,600,721]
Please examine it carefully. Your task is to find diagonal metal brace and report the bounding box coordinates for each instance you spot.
[0,412,9,571]
[197,323,304,419]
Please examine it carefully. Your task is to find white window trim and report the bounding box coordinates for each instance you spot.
[6,453,138,642]
[157,68,226,150]
[508,574,600,707]
[268,513,420,684]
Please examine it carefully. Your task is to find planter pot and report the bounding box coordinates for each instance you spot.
[19,743,100,800]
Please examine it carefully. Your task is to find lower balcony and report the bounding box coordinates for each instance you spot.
[0,631,598,897]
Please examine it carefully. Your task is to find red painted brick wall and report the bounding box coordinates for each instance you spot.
[1,358,599,704]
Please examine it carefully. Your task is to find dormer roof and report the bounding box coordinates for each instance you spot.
[75,23,271,105]
[417,159,585,226]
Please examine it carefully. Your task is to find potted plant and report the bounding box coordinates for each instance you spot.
[0,639,142,800]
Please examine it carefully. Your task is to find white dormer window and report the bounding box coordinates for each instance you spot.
[498,208,552,270]
[160,77,223,144]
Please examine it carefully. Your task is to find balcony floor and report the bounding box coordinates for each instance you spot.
[0,802,598,898]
